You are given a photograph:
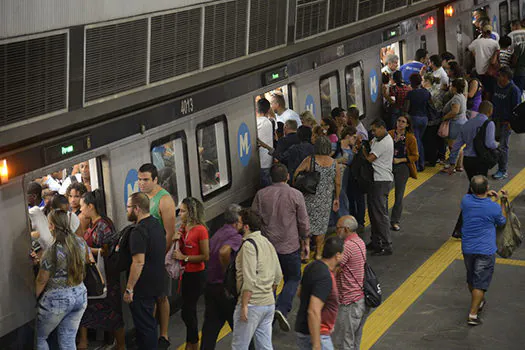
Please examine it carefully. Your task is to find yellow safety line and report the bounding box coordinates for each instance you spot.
[457,255,525,267]
[176,165,444,349]
[361,167,525,350]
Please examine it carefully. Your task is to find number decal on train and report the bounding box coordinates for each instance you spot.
[180,98,194,115]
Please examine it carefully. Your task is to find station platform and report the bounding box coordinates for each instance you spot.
[127,135,525,350]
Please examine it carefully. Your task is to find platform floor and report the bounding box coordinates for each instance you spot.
[134,135,525,350]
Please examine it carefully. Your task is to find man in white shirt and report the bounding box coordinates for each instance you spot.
[508,20,525,46]
[271,94,302,126]
[469,25,500,97]
[381,54,399,78]
[363,119,394,256]
[429,54,449,89]
[256,98,274,187]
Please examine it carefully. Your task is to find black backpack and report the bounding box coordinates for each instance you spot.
[347,241,382,308]
[106,224,135,276]
[350,141,374,194]
[473,120,499,169]
[224,238,258,300]
[511,100,525,133]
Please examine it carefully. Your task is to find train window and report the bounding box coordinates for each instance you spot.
[499,2,510,36]
[319,73,341,119]
[345,63,366,118]
[150,132,190,206]
[196,116,231,199]
[511,0,520,21]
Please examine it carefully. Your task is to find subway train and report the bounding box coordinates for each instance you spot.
[1,0,524,346]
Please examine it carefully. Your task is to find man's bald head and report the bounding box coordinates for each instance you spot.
[336,215,358,238]
[471,175,489,195]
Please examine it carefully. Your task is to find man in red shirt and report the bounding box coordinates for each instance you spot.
[333,215,369,349]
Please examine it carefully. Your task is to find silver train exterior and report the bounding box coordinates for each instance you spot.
[0,0,522,343]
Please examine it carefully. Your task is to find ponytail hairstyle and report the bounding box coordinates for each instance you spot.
[82,189,106,218]
[48,209,85,286]
[181,197,206,228]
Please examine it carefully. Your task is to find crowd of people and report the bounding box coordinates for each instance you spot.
[26,12,522,350]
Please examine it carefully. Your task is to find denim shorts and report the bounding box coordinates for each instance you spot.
[463,253,495,291]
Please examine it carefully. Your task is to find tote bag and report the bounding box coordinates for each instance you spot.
[438,120,450,138]
[86,249,107,299]
[165,240,184,279]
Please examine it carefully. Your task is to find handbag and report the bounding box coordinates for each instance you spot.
[294,155,321,195]
[85,248,107,299]
[438,120,450,138]
[165,240,184,279]
[347,241,382,308]
[496,197,522,258]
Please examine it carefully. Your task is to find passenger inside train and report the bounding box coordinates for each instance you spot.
[11,3,525,350]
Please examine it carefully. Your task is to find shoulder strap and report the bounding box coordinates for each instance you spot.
[309,154,316,172]
[344,240,366,291]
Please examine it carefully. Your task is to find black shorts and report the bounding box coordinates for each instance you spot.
[463,253,495,291]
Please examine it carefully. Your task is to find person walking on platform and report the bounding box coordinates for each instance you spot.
[333,216,368,350]
[460,176,507,326]
[491,67,521,180]
[200,204,243,350]
[138,163,177,348]
[364,119,394,256]
[125,192,167,350]
[231,209,283,349]
[252,163,310,331]
[295,236,344,350]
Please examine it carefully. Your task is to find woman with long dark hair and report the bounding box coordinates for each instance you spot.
[173,197,210,350]
[35,210,88,349]
[77,189,125,350]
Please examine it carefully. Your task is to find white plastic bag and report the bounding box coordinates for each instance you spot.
[88,249,108,299]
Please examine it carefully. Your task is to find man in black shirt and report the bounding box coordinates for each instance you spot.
[124,192,167,350]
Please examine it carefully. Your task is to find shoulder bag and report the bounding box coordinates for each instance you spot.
[294,155,321,195]
[85,248,107,299]
[438,120,450,138]
[496,197,523,258]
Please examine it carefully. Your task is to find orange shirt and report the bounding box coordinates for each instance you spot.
[181,225,209,273]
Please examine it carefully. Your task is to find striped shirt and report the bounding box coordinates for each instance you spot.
[336,234,366,305]
[499,48,514,68]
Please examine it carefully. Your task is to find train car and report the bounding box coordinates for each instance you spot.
[1,0,523,347]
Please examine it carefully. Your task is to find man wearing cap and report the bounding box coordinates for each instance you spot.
[469,25,500,98]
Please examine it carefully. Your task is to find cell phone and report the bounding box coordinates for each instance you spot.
[31,240,42,253]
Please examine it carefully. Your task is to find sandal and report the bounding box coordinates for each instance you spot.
[455,167,464,172]
[391,224,401,231]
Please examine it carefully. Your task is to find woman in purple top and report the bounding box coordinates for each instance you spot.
[467,71,483,112]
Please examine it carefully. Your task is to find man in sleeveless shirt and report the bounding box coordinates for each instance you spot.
[138,163,177,348]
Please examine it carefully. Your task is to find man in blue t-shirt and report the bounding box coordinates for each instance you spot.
[461,175,506,326]
[399,48,428,84]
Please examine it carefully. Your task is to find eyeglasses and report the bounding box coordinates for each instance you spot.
[336,226,348,230]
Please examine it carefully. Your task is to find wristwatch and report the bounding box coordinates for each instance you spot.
[125,288,133,295]
[184,255,189,263]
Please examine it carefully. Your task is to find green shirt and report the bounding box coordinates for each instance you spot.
[149,188,171,228]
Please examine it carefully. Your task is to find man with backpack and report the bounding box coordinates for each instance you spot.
[333,216,368,350]
[231,209,282,349]
[491,66,521,180]
[200,204,243,350]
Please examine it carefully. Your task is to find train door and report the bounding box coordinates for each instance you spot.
[511,0,520,22]
[380,41,405,70]
[499,1,510,36]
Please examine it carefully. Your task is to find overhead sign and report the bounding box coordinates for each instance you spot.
[369,69,379,103]
[124,169,139,205]
[43,134,91,165]
[305,94,316,117]
[237,122,251,167]
[262,65,289,86]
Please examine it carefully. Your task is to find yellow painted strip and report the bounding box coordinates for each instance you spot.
[361,167,525,350]
[457,255,525,267]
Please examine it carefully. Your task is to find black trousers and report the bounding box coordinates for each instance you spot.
[129,296,157,350]
[181,271,205,344]
[200,284,235,350]
[423,124,440,166]
[453,156,490,234]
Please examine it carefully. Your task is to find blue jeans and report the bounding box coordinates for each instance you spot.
[463,253,496,291]
[36,284,87,350]
[276,250,301,316]
[497,123,511,172]
[296,332,334,350]
[411,115,428,171]
[232,304,274,349]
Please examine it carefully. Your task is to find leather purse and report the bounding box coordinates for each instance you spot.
[294,155,321,195]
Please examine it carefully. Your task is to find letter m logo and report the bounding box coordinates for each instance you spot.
[239,132,250,157]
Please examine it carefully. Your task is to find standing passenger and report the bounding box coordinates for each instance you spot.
[138,163,177,348]
[231,209,283,349]
[294,136,341,260]
[399,48,428,84]
[252,163,310,331]
[172,197,209,350]
[200,204,243,349]
[364,119,394,256]
[333,216,368,350]
[295,236,343,350]
[256,98,274,188]
[460,176,506,326]
[78,189,125,350]
[468,25,500,99]
[271,94,302,126]
[124,192,167,349]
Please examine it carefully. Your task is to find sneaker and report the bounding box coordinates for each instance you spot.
[478,300,486,313]
[274,310,291,332]
[467,315,482,326]
[372,248,393,256]
[492,171,508,180]
[158,336,171,349]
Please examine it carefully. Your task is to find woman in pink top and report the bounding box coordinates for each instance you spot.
[321,118,339,156]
